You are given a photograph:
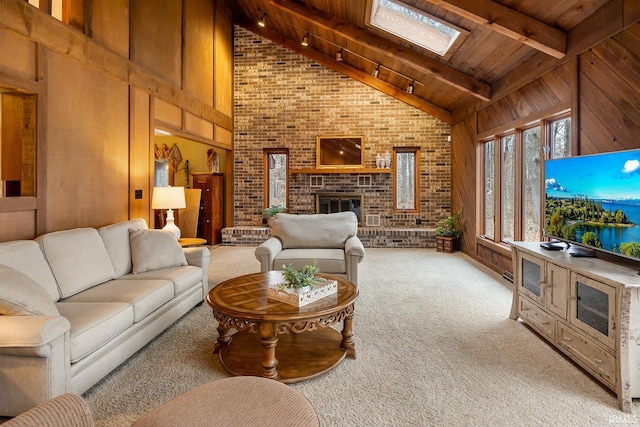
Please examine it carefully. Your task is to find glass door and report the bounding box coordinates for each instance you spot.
[518,253,544,305]
[569,273,616,349]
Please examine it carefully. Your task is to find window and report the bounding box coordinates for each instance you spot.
[369,0,461,56]
[264,149,288,209]
[522,127,541,242]
[480,114,571,244]
[483,140,495,238]
[394,147,419,212]
[501,134,515,242]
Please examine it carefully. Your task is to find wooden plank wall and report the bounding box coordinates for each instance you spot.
[453,23,640,274]
[0,0,234,240]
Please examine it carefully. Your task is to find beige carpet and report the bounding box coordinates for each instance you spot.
[82,247,639,426]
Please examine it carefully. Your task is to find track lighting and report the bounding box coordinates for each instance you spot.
[258,13,267,27]
[406,80,415,94]
[371,64,380,78]
[301,33,309,47]
[336,48,344,62]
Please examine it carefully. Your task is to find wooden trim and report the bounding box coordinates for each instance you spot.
[35,44,47,236]
[476,235,512,258]
[290,168,391,174]
[0,196,37,212]
[570,59,580,155]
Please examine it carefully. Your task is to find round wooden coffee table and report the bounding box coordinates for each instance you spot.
[207,271,358,383]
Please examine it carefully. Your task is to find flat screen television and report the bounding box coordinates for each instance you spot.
[544,148,640,262]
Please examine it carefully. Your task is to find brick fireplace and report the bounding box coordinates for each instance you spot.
[316,193,363,224]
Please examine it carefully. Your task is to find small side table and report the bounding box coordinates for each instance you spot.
[178,237,207,247]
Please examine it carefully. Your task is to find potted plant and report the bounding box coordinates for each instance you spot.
[280,261,319,294]
[435,208,462,252]
[261,205,286,225]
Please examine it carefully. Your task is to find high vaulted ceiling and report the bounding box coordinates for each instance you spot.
[228,0,629,123]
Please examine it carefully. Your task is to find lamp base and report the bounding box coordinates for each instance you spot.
[163,209,181,239]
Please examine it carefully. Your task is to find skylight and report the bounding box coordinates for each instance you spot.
[369,0,460,56]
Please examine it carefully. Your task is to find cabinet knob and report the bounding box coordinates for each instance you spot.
[562,337,572,342]
[594,358,602,365]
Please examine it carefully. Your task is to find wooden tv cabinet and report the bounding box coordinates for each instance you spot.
[509,241,640,412]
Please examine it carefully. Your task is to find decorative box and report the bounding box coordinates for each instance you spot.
[268,277,338,307]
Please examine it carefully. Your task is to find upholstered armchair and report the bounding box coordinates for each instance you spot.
[254,211,365,286]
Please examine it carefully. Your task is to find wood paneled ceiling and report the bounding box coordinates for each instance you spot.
[228,0,637,123]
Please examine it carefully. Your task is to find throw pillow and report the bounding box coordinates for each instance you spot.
[0,264,59,316]
[129,229,188,274]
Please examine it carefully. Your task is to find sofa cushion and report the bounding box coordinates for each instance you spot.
[37,228,116,298]
[0,264,59,316]
[271,212,357,249]
[0,240,60,301]
[120,265,202,297]
[129,229,187,274]
[274,249,346,274]
[64,279,173,322]
[56,301,134,363]
[98,218,148,277]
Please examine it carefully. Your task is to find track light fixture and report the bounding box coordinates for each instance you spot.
[406,80,415,94]
[301,33,309,47]
[336,48,344,62]
[258,13,267,27]
[371,64,380,78]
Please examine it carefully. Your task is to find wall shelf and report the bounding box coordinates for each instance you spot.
[290,168,391,174]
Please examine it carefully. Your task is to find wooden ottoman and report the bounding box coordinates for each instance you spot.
[131,376,320,427]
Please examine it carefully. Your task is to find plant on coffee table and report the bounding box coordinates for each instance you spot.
[281,261,319,294]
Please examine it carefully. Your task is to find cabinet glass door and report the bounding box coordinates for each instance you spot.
[570,273,616,348]
[522,258,541,295]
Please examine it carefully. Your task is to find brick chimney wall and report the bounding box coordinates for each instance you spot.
[233,26,452,228]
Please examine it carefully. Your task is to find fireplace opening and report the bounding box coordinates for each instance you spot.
[316,193,363,224]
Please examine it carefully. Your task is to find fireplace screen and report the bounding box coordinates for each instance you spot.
[316,193,362,223]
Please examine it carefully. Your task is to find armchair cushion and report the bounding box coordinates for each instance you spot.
[0,265,59,316]
[271,212,357,249]
[129,229,187,274]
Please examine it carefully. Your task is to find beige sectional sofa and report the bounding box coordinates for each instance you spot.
[254,211,365,285]
[0,219,210,417]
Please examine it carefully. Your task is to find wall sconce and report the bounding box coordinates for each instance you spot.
[151,186,186,239]
[301,33,310,47]
[371,64,380,78]
[406,80,415,94]
[336,48,344,62]
[258,13,267,27]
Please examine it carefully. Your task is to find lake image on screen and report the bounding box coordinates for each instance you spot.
[544,149,640,259]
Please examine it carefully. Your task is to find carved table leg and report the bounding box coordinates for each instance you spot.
[213,318,233,354]
[341,306,356,359]
[259,322,279,380]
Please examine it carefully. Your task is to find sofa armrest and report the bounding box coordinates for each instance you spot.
[254,237,283,272]
[183,247,210,295]
[2,392,94,427]
[0,316,71,417]
[0,316,70,350]
[345,236,365,260]
[344,236,365,286]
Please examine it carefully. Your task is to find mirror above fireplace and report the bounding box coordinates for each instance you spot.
[316,135,364,168]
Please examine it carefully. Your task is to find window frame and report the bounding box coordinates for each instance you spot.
[263,148,289,209]
[478,111,572,247]
[393,146,420,213]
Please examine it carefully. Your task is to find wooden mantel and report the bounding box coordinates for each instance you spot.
[290,168,392,174]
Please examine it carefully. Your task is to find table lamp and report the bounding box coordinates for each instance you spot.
[151,186,186,239]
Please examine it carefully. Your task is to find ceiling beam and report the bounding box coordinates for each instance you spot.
[425,0,567,59]
[269,0,490,102]
[240,21,452,122]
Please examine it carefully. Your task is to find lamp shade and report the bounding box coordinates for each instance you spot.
[152,186,186,210]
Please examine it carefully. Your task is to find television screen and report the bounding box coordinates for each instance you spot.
[544,148,640,261]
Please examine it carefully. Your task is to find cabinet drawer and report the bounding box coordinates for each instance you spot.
[557,323,616,388]
[519,297,555,340]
